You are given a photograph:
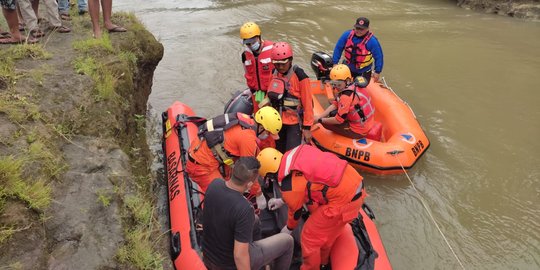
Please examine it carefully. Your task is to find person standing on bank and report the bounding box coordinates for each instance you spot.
[240,22,274,112]
[332,17,384,83]
[202,157,294,270]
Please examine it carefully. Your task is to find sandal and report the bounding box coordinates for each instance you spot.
[0,36,39,45]
[0,31,11,38]
[107,25,127,33]
[30,29,45,38]
[60,13,71,21]
[49,26,71,33]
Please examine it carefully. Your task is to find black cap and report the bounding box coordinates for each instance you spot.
[354,17,370,28]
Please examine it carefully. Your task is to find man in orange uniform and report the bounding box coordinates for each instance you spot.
[240,22,274,112]
[257,145,365,270]
[314,64,376,138]
[186,107,282,208]
[264,41,314,152]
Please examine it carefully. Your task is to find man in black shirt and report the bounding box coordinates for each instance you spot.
[203,157,293,270]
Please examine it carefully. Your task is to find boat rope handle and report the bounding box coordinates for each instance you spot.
[391,153,466,270]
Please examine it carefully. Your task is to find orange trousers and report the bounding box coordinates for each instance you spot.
[300,198,363,270]
[185,160,224,195]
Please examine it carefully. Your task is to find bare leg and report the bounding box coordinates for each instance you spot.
[101,0,125,32]
[87,0,101,37]
[2,7,23,41]
[101,0,112,29]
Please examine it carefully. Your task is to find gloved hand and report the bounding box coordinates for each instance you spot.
[268,198,285,210]
[281,225,293,234]
[256,194,267,210]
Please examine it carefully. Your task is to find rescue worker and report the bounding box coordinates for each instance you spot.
[257,146,365,270]
[332,17,384,83]
[314,64,376,138]
[186,106,282,209]
[264,41,314,152]
[240,22,274,112]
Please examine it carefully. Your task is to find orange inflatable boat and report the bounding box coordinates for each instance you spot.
[309,52,430,175]
[162,101,392,270]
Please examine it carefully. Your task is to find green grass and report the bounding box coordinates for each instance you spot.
[73,56,116,100]
[72,34,114,55]
[96,190,112,207]
[0,226,16,245]
[117,227,163,270]
[0,156,52,212]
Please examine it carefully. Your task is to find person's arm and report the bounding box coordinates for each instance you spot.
[233,205,254,269]
[367,36,384,80]
[332,30,350,64]
[322,94,351,124]
[281,174,307,230]
[233,240,250,270]
[315,104,337,123]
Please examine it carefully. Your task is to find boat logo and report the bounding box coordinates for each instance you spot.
[401,133,416,144]
[352,138,372,149]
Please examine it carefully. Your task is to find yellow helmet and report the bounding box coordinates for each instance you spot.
[254,107,282,135]
[257,148,283,177]
[240,22,261,39]
[330,64,352,81]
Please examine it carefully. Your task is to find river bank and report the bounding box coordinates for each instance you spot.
[457,0,540,19]
[0,11,166,269]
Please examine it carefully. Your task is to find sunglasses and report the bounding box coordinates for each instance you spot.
[330,80,345,87]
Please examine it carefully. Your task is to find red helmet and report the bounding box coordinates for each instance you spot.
[271,42,293,61]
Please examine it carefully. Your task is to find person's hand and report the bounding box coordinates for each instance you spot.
[281,225,293,234]
[372,72,380,82]
[268,198,285,210]
[256,194,267,210]
[302,129,312,144]
[313,115,321,125]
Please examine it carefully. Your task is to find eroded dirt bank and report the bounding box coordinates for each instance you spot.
[0,12,165,269]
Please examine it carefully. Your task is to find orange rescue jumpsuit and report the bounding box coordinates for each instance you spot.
[279,150,364,269]
[186,125,261,195]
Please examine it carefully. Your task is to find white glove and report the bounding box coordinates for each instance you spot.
[281,225,293,234]
[256,194,267,210]
[268,198,285,210]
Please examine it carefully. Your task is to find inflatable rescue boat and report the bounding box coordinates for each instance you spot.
[162,101,392,269]
[309,52,430,174]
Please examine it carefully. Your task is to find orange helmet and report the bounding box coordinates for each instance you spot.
[256,148,283,177]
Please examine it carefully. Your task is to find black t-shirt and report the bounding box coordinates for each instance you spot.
[203,179,255,269]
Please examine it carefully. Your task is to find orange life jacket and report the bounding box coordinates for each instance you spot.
[198,112,256,165]
[344,31,374,70]
[267,65,301,112]
[337,84,375,126]
[243,40,274,91]
[277,145,348,205]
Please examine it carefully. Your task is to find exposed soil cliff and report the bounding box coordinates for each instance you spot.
[0,12,165,269]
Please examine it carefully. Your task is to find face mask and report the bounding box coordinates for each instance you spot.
[249,41,260,51]
[258,131,269,140]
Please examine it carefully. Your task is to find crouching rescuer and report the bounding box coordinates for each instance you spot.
[257,145,366,269]
[186,107,282,209]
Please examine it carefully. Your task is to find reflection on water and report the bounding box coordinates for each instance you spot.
[115,0,540,269]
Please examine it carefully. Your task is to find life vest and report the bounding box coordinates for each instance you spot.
[344,31,374,70]
[266,65,301,112]
[278,145,348,205]
[198,112,256,165]
[243,40,274,91]
[337,85,375,126]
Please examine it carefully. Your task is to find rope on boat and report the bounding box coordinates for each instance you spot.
[392,154,466,270]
